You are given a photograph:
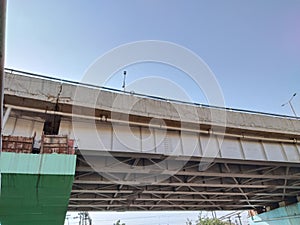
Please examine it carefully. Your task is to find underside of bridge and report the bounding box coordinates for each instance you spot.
[70,151,300,212]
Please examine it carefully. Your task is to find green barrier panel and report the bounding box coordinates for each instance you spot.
[0,152,76,225]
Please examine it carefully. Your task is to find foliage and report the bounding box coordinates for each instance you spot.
[186,218,193,225]
[195,217,229,225]
[186,213,233,225]
[113,219,125,225]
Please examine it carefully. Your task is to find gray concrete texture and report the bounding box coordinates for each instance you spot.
[4,71,300,136]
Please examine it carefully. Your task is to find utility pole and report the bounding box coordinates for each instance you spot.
[78,212,92,225]
[122,70,126,92]
[236,213,242,225]
[282,93,297,117]
[65,214,70,225]
[0,0,7,193]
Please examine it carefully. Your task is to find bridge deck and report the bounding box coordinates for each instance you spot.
[3,69,300,211]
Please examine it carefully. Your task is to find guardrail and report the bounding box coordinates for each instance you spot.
[5,68,299,120]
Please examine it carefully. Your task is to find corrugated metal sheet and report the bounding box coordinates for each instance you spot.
[0,152,76,175]
[0,173,74,225]
[249,203,300,225]
[0,152,76,225]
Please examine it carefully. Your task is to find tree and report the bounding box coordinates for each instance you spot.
[195,217,229,225]
[186,213,234,225]
[113,220,125,225]
[186,218,193,225]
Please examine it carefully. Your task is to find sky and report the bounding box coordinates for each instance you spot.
[64,211,249,225]
[4,1,300,224]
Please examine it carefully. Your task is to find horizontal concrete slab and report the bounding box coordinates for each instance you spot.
[4,71,300,137]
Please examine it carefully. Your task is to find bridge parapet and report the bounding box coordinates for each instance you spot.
[4,70,300,138]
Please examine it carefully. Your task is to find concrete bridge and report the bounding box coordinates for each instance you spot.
[3,69,300,215]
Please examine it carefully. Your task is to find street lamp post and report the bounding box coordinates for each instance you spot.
[282,93,297,117]
[0,0,7,194]
[122,70,127,92]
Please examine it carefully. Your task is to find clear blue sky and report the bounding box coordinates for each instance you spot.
[5,0,300,116]
[4,1,300,224]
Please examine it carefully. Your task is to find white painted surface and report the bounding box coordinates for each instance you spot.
[4,114,300,163]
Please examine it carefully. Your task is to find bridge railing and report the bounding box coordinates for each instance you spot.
[5,68,299,120]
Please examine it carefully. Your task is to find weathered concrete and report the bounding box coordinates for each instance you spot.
[4,71,300,138]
